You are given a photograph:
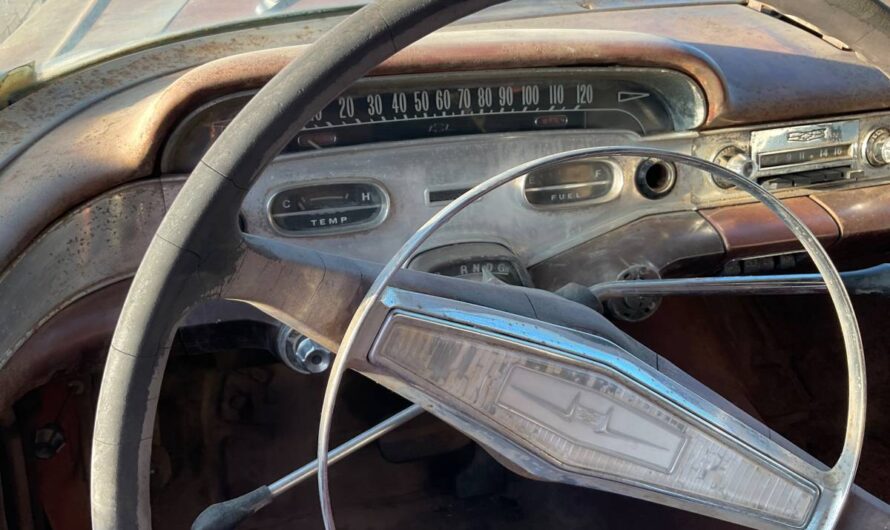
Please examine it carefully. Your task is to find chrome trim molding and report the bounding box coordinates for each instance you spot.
[366,291,822,528]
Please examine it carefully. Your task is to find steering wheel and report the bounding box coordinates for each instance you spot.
[90,1,866,529]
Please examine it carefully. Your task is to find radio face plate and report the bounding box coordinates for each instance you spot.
[751,120,859,177]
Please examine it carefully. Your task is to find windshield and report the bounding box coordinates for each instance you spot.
[0,0,728,78]
[0,0,362,75]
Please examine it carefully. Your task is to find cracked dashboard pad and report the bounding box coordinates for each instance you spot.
[369,312,818,527]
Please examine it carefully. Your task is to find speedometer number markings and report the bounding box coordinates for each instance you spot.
[305,79,657,134]
[162,69,702,173]
[295,76,668,148]
[577,83,594,105]
[337,97,355,119]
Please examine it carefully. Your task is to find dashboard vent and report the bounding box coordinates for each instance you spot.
[523,161,617,207]
[427,186,472,205]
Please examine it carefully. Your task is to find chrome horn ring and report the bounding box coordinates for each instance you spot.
[319,147,865,529]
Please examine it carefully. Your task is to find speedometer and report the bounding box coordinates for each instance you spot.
[162,68,705,173]
[299,70,674,148]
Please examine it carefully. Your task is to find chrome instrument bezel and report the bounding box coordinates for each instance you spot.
[263,177,391,237]
[161,66,707,173]
[520,158,624,209]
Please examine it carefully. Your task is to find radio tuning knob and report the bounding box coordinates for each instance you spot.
[712,146,757,189]
[864,128,890,167]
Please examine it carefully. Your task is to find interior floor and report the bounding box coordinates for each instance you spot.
[618,291,890,501]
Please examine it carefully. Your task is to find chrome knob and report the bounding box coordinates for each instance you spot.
[864,128,890,167]
[712,146,757,188]
[275,326,333,374]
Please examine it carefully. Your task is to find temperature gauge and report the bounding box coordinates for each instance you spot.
[268,180,388,235]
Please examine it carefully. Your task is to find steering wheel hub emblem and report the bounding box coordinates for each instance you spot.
[499,367,688,469]
[367,301,819,527]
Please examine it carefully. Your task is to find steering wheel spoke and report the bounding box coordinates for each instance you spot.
[220,233,377,352]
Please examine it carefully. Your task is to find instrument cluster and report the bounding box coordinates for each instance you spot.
[161,68,705,173]
[161,65,890,290]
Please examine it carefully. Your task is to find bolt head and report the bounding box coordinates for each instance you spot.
[293,338,332,374]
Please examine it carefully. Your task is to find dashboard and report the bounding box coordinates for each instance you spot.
[3,2,890,368]
[235,108,890,289]
[153,66,890,296]
[4,6,890,526]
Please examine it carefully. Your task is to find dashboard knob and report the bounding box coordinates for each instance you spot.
[275,326,332,374]
[864,128,890,167]
[712,146,757,188]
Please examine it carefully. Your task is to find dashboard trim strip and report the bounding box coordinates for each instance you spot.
[700,197,840,259]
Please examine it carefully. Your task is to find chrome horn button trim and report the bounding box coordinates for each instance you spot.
[364,289,820,528]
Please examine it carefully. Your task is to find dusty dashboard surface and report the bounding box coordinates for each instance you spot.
[3,0,890,398]
[159,65,890,292]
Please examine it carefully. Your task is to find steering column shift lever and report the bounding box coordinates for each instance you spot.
[586,263,890,301]
[191,404,423,530]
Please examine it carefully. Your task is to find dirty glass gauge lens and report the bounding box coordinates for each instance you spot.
[268,181,387,235]
[408,243,533,286]
[162,68,705,173]
[370,313,818,527]
[523,161,618,207]
[429,259,524,284]
[161,94,250,173]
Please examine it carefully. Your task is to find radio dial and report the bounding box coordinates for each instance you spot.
[864,128,890,167]
[712,146,756,188]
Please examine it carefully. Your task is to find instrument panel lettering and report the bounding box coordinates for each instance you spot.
[268,182,387,235]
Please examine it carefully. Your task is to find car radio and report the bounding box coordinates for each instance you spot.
[709,116,890,189]
[750,120,859,181]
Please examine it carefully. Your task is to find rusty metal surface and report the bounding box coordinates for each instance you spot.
[461,4,890,127]
[0,280,128,413]
[700,197,840,258]
[0,15,346,166]
[811,184,890,253]
[0,75,180,273]
[0,179,180,366]
[2,3,890,274]
[765,0,890,78]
